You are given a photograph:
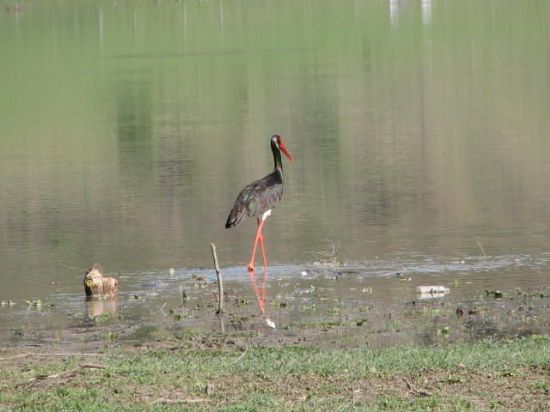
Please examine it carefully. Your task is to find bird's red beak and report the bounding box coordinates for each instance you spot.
[279,141,294,162]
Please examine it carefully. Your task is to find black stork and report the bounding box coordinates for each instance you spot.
[225,135,294,272]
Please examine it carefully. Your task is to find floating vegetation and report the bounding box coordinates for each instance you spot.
[233,297,251,307]
[180,285,189,303]
[271,301,287,309]
[25,299,43,309]
[308,240,343,267]
[94,312,117,323]
[485,290,504,298]
[329,307,341,316]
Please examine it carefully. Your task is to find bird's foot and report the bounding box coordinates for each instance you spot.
[247,264,255,272]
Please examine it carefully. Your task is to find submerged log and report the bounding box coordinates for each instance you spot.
[83,263,119,297]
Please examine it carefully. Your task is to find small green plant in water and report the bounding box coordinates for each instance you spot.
[271,301,287,309]
[25,299,43,309]
[106,330,118,344]
[485,290,504,298]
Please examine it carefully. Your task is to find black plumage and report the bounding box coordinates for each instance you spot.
[225,170,283,229]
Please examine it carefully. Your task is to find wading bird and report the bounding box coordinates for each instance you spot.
[225,135,294,271]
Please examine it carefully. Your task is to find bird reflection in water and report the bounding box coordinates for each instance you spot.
[248,268,276,329]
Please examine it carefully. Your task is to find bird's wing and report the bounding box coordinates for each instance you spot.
[225,174,282,228]
[246,180,282,217]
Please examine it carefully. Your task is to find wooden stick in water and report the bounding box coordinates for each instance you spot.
[210,243,224,314]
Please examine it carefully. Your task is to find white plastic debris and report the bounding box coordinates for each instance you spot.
[417,285,450,299]
[416,285,450,294]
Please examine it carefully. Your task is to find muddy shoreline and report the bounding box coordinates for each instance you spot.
[1,261,548,351]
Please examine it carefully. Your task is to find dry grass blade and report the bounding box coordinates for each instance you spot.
[403,377,432,397]
[233,346,249,364]
[0,352,101,361]
[0,354,28,361]
[48,369,80,379]
[81,363,107,369]
[151,398,210,405]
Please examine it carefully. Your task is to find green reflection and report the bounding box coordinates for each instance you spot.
[1,0,550,299]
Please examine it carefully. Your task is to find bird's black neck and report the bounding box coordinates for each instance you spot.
[271,140,283,175]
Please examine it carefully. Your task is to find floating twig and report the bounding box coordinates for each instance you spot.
[210,243,224,314]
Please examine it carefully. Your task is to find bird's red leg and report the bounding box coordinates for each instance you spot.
[257,219,269,269]
[248,218,267,272]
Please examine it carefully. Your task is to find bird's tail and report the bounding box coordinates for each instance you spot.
[225,204,245,229]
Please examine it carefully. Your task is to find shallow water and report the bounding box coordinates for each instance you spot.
[1,255,548,349]
[1,1,550,347]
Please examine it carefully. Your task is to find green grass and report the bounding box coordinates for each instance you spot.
[1,335,548,411]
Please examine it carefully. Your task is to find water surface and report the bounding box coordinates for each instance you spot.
[1,0,549,346]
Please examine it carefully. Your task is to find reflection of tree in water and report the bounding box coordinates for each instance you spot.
[156,136,194,201]
[115,76,154,181]
[311,93,342,191]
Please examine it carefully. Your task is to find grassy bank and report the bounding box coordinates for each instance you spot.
[1,335,548,411]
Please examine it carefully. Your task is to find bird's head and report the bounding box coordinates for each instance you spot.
[271,135,294,162]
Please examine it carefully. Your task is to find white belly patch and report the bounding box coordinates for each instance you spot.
[261,209,272,221]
